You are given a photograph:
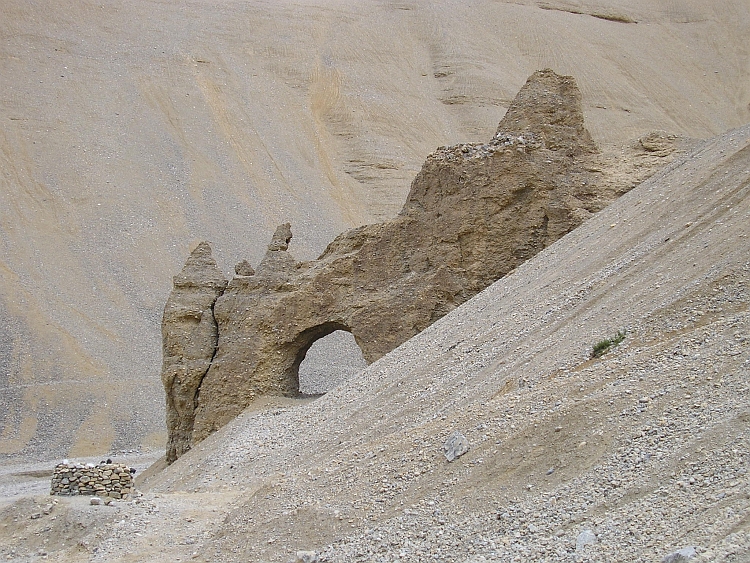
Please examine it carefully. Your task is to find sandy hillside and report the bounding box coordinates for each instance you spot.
[1,0,749,461]
[1,116,747,562]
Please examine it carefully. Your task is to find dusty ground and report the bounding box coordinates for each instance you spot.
[1,0,750,461]
[1,122,748,562]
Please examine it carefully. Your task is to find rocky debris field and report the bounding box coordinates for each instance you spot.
[313,297,750,563]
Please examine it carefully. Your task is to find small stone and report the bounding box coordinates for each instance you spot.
[443,431,470,462]
[90,497,102,505]
[295,551,319,563]
[662,547,697,562]
[576,530,596,551]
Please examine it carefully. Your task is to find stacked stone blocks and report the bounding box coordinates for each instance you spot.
[50,461,133,499]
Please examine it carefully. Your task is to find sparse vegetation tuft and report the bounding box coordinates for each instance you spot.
[591,330,626,358]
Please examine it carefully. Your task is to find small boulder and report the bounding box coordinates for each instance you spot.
[576,529,596,551]
[294,551,319,563]
[443,430,470,462]
[89,497,102,506]
[662,547,697,563]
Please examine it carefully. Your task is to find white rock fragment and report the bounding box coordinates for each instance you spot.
[662,546,697,562]
[576,529,596,551]
[443,431,470,462]
[295,551,319,563]
[90,497,102,505]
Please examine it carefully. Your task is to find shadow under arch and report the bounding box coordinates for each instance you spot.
[283,321,368,395]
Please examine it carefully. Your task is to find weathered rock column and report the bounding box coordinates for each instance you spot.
[161,242,227,463]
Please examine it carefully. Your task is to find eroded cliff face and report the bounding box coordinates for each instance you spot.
[161,70,682,462]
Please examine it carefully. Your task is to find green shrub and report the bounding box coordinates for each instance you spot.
[591,330,626,358]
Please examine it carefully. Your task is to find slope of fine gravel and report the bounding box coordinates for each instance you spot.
[2,0,750,462]
[96,124,748,563]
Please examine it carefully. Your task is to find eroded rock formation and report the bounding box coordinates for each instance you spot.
[161,242,227,462]
[162,70,681,462]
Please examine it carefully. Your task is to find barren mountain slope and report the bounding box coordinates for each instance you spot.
[1,0,749,461]
[52,124,746,563]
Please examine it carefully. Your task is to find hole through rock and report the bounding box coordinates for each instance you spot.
[298,330,367,395]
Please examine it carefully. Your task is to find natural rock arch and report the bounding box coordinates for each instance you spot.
[297,329,366,395]
[161,69,679,463]
[290,323,362,394]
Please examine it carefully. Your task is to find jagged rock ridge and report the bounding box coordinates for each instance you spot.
[161,69,676,462]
